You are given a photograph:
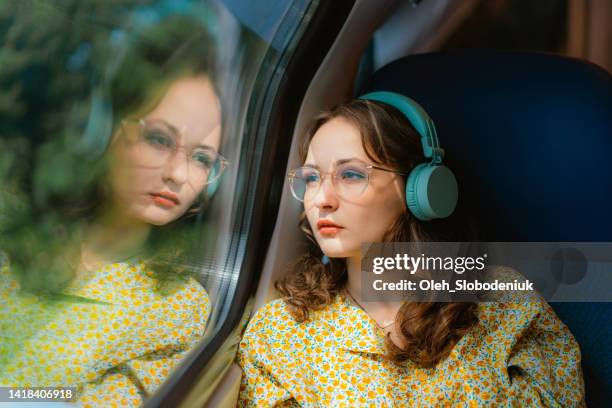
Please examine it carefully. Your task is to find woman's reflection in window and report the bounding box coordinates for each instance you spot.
[0,15,225,407]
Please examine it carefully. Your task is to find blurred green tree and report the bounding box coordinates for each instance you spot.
[0,0,220,293]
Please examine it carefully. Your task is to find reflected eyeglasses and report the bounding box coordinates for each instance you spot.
[287,160,407,202]
[120,118,229,185]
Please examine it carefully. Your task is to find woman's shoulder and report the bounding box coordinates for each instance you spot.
[476,265,552,313]
[248,295,344,329]
[133,260,211,317]
[238,299,290,360]
[244,298,296,334]
[102,261,211,343]
[476,285,568,342]
[70,261,210,319]
[241,296,341,348]
[461,298,576,375]
[100,260,208,293]
[477,300,546,333]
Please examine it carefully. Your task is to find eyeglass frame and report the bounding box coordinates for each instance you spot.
[119,118,229,186]
[287,161,408,202]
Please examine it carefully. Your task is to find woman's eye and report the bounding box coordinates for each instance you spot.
[303,173,320,184]
[192,151,214,168]
[144,131,174,148]
[340,169,366,181]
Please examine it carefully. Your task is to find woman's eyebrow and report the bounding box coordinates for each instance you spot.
[303,158,365,168]
[147,117,180,134]
[336,157,365,165]
[194,143,215,150]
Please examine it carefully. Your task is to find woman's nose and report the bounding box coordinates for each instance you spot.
[162,151,189,186]
[312,176,339,210]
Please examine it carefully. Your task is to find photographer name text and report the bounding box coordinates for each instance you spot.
[372,279,534,292]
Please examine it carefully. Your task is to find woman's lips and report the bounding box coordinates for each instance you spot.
[150,192,180,208]
[317,220,343,236]
[319,226,342,235]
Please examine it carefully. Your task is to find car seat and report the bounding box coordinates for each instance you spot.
[365,51,612,404]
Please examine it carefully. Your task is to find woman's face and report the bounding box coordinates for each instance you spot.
[108,75,221,226]
[304,117,406,259]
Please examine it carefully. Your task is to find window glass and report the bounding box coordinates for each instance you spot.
[0,0,316,404]
[202,0,316,331]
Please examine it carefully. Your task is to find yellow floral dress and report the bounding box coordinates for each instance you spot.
[0,260,210,407]
[237,294,584,407]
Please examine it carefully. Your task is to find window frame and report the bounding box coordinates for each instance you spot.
[144,1,356,406]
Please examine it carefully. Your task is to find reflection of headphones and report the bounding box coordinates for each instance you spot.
[359,91,458,221]
[188,165,221,215]
[205,163,222,197]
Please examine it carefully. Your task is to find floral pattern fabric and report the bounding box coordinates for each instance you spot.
[0,260,210,407]
[237,294,584,407]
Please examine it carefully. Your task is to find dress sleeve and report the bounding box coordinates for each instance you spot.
[77,367,144,408]
[236,306,298,408]
[499,300,585,407]
[78,344,199,408]
[237,351,299,407]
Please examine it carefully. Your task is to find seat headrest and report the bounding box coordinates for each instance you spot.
[366,51,612,241]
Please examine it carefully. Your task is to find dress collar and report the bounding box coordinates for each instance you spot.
[61,261,148,305]
[333,293,389,355]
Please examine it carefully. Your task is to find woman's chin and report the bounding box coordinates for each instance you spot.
[318,242,359,260]
[131,206,183,226]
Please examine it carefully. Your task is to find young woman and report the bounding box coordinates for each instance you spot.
[0,16,227,407]
[237,93,585,407]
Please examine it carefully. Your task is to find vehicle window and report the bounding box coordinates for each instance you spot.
[0,0,317,405]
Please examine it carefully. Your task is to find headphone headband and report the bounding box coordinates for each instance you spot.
[359,91,444,162]
[357,91,458,221]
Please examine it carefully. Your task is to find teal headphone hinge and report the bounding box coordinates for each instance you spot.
[358,91,458,221]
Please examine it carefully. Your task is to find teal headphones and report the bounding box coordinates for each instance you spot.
[205,164,221,197]
[358,91,458,221]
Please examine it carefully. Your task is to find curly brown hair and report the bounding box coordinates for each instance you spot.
[276,99,479,368]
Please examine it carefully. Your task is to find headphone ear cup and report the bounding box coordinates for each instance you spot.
[204,161,222,198]
[206,179,219,198]
[82,87,113,157]
[406,164,430,221]
[406,164,458,221]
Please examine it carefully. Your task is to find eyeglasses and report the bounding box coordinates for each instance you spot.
[287,160,407,202]
[120,118,228,185]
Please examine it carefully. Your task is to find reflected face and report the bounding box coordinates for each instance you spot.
[304,117,406,258]
[108,76,221,226]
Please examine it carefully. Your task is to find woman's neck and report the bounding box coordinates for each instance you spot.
[345,255,404,327]
[80,204,151,270]
[346,256,364,300]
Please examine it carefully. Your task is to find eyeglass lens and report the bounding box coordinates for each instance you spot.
[290,161,370,202]
[123,120,224,184]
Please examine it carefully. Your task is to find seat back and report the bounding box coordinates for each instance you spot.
[366,51,612,404]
